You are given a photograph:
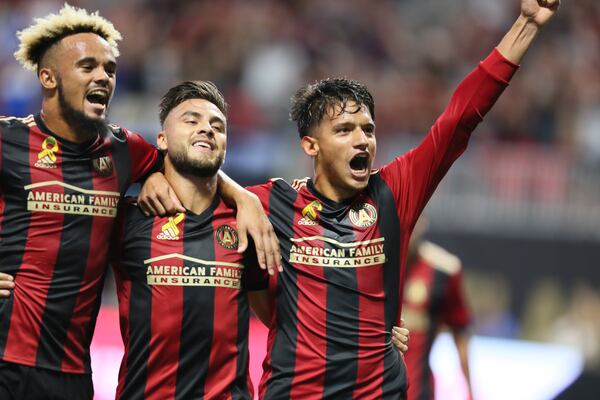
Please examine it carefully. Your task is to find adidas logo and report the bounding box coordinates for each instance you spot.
[298,217,318,226]
[156,230,179,240]
[34,156,57,169]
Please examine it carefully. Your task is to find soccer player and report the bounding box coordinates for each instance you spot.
[112,80,270,399]
[139,1,560,398]
[403,217,472,400]
[0,5,278,399]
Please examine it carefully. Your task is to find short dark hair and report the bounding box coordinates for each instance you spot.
[159,80,228,126]
[290,78,375,138]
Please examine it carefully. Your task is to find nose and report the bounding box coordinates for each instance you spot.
[93,67,110,85]
[353,128,369,150]
[196,121,214,138]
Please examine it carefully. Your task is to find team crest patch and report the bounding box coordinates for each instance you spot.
[349,202,377,228]
[216,225,239,249]
[157,213,185,240]
[92,156,113,177]
[35,137,59,169]
[299,200,322,226]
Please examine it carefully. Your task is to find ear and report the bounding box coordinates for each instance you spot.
[157,130,168,151]
[39,67,57,90]
[300,135,319,157]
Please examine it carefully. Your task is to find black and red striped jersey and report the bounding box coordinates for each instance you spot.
[0,113,161,374]
[112,197,266,400]
[403,242,471,400]
[249,50,517,399]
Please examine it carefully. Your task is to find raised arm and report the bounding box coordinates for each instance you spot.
[378,0,560,229]
[497,0,560,64]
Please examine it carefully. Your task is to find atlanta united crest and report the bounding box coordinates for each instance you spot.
[216,225,239,249]
[349,202,377,228]
[92,155,113,177]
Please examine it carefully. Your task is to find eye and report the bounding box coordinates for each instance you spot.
[363,126,375,136]
[212,124,224,133]
[185,120,197,125]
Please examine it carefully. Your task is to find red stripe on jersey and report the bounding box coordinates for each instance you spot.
[3,131,64,366]
[125,130,161,182]
[288,201,327,399]
[61,138,118,371]
[144,218,184,400]
[352,218,387,398]
[204,202,241,400]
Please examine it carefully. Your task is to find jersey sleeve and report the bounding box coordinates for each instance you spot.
[123,129,164,183]
[440,269,471,329]
[245,180,274,212]
[378,49,519,229]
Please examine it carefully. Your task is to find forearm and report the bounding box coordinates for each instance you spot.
[496,15,540,64]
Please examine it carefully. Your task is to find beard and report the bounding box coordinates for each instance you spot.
[57,78,108,138]
[169,149,224,178]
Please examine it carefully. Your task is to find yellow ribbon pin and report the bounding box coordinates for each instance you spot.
[38,137,59,162]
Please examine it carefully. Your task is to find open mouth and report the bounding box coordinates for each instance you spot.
[192,140,213,151]
[86,90,109,107]
[349,153,369,174]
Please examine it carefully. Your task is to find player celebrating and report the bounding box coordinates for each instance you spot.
[112,80,269,399]
[0,6,160,399]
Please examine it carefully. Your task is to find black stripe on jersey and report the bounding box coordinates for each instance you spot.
[322,218,360,398]
[121,208,153,400]
[0,123,33,358]
[174,217,215,400]
[108,131,133,194]
[263,180,299,400]
[35,157,95,369]
[370,174,407,399]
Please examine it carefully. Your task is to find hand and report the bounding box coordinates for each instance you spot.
[392,319,410,355]
[0,273,15,298]
[138,172,185,216]
[522,0,560,27]
[235,192,282,275]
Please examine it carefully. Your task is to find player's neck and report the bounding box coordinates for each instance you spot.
[41,101,97,144]
[312,174,359,203]
[164,164,217,215]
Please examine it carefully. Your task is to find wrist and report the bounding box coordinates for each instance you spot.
[517,14,541,32]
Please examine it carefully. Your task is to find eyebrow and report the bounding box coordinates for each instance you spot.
[332,121,375,131]
[76,57,117,68]
[180,110,225,125]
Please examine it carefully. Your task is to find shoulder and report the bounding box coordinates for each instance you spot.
[419,241,462,276]
[0,115,36,130]
[247,176,302,195]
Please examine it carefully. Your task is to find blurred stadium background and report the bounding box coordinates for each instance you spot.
[1,0,599,398]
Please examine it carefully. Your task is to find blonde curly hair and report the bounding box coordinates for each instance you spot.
[14,3,122,72]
